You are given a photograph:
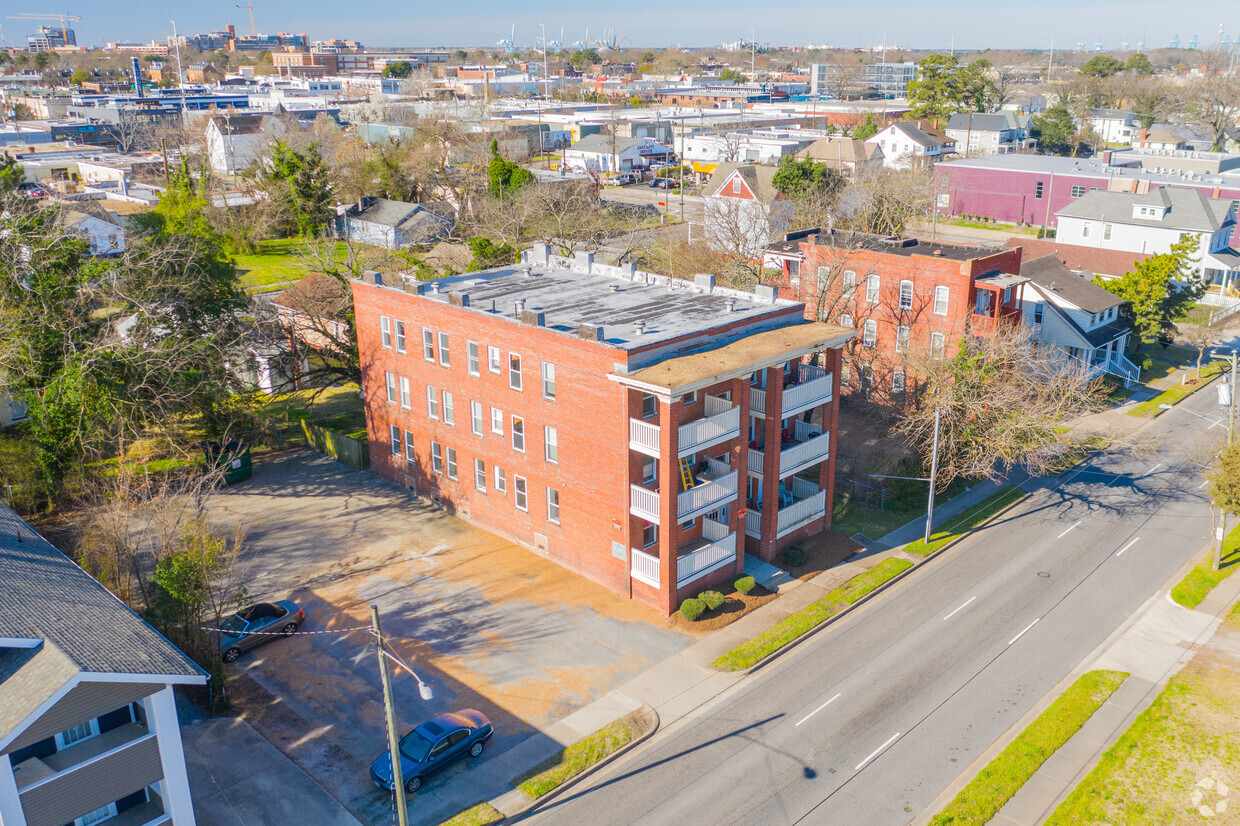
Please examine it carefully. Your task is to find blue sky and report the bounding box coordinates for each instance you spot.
[32,0,1239,53]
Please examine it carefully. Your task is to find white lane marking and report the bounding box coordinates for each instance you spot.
[1009,618,1040,645]
[943,596,977,621]
[1115,537,1140,557]
[796,693,842,727]
[1057,520,1082,539]
[855,732,901,771]
[1139,463,1162,478]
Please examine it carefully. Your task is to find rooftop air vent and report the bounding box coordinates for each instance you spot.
[724,298,737,311]
[514,298,526,313]
[634,320,647,335]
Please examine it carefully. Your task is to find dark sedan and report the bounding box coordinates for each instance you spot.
[219,600,305,662]
[370,710,494,793]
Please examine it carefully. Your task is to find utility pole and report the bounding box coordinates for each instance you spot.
[1229,350,1237,446]
[750,28,756,78]
[925,407,941,544]
[371,605,408,826]
[170,20,187,126]
[679,116,685,220]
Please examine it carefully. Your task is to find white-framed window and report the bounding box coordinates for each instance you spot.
[1071,185,1086,197]
[488,345,501,373]
[385,371,396,403]
[544,426,558,463]
[491,408,504,435]
[422,328,435,361]
[1082,221,1092,239]
[509,353,523,390]
[934,285,949,316]
[55,719,99,749]
[442,390,455,426]
[817,265,831,282]
[731,177,741,194]
[75,802,118,826]
[474,458,486,491]
[512,416,525,452]
[390,425,401,456]
[547,488,560,524]
[976,290,991,312]
[430,442,443,474]
[542,362,556,400]
[1103,223,1112,241]
[446,447,458,480]
[438,332,450,367]
[426,386,439,419]
[404,430,415,461]
[862,319,877,347]
[893,371,906,393]
[641,393,657,418]
[394,320,406,353]
[642,456,658,484]
[1003,286,1012,304]
[842,270,856,298]
[399,376,411,409]
[866,274,880,303]
[471,401,483,435]
[895,324,910,353]
[514,476,528,511]
[467,341,480,376]
[380,316,392,349]
[899,280,913,310]
[642,521,657,547]
[495,466,507,493]
[840,313,853,327]
[930,331,945,359]
[1032,302,1044,324]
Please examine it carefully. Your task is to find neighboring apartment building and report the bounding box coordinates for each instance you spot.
[944,111,1035,156]
[0,503,206,826]
[808,62,917,98]
[1084,109,1137,144]
[674,131,812,167]
[866,122,954,169]
[1055,186,1240,288]
[350,246,854,614]
[764,230,1026,401]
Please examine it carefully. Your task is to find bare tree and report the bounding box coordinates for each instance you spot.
[1177,305,1237,376]
[1181,73,1240,151]
[839,166,932,237]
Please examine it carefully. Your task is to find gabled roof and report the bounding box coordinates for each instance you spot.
[1057,185,1234,233]
[872,121,946,148]
[1004,238,1149,278]
[1020,254,1125,313]
[207,113,275,135]
[795,137,883,164]
[944,111,1029,132]
[344,197,452,233]
[703,162,780,204]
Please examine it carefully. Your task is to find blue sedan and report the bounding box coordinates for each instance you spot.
[370,710,494,794]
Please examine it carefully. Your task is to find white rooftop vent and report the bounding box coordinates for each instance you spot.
[633,320,647,335]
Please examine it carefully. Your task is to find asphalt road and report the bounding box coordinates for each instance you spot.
[530,385,1229,825]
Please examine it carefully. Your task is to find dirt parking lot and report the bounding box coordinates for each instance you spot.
[206,449,691,824]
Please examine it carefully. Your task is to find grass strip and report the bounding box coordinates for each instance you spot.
[1169,523,1240,609]
[513,713,644,799]
[1129,359,1227,417]
[438,802,504,826]
[931,669,1129,826]
[712,557,912,671]
[904,487,1025,558]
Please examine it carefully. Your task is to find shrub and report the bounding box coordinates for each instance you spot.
[782,545,807,567]
[734,575,757,595]
[679,598,705,621]
[698,590,725,611]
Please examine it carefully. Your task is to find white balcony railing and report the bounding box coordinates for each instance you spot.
[702,516,731,542]
[678,470,738,521]
[745,509,762,538]
[630,484,661,523]
[679,404,740,457]
[777,490,827,537]
[782,371,832,418]
[677,532,738,587]
[630,547,660,587]
[780,432,831,477]
[750,386,767,415]
[791,475,821,501]
[629,417,660,457]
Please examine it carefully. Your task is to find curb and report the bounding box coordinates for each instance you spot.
[486,705,660,824]
[719,488,1033,678]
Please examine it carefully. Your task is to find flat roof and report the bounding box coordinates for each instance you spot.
[766,229,1003,262]
[385,246,805,352]
[937,153,1240,188]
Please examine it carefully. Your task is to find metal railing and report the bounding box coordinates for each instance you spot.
[678,470,738,521]
[677,533,738,586]
[630,547,660,587]
[630,484,661,523]
[780,432,831,476]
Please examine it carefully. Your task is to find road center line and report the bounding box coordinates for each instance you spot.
[1009,618,1040,645]
[1115,537,1139,557]
[796,693,842,727]
[854,732,900,771]
[943,596,977,620]
[1056,520,1082,539]
[1139,463,1162,478]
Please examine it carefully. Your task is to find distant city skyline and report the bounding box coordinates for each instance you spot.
[25,0,1238,54]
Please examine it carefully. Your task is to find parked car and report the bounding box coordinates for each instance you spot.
[369,710,494,793]
[648,178,674,189]
[16,182,46,199]
[218,600,305,662]
[606,172,638,186]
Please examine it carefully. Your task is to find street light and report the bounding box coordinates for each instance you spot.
[870,408,942,544]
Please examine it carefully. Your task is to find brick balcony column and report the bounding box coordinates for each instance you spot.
[731,375,751,578]
[819,348,842,534]
[658,395,680,614]
[758,365,785,562]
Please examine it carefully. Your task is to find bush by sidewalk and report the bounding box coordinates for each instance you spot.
[931,670,1128,826]
[712,557,912,672]
[904,487,1025,558]
[1169,523,1240,609]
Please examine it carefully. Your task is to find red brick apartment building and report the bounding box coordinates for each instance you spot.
[764,230,1027,400]
[351,246,854,614]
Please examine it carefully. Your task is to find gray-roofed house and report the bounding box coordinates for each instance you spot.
[944,111,1035,156]
[59,203,126,257]
[702,162,794,259]
[1018,254,1140,385]
[561,134,673,174]
[0,503,206,826]
[205,113,286,175]
[794,137,884,175]
[333,196,455,250]
[1055,185,1240,290]
[865,121,954,169]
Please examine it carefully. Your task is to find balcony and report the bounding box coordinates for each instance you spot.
[630,483,661,523]
[677,520,738,587]
[970,307,1020,337]
[678,468,738,522]
[747,420,831,479]
[13,722,150,791]
[745,478,828,539]
[628,395,741,459]
[630,546,660,587]
[750,365,833,419]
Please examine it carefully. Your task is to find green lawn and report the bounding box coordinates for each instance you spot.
[255,385,364,453]
[904,487,1026,558]
[932,670,1129,826]
[1169,523,1240,609]
[437,802,504,826]
[712,557,913,671]
[832,475,976,540]
[513,714,645,799]
[233,239,350,290]
[1129,359,1227,417]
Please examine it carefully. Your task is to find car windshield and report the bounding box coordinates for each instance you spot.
[219,614,246,634]
[398,729,435,763]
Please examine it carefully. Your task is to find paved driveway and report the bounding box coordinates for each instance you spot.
[205,449,690,824]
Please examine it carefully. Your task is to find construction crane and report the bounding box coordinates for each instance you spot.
[234,2,273,37]
[591,28,631,53]
[6,13,81,43]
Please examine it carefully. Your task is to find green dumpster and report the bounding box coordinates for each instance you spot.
[201,439,253,485]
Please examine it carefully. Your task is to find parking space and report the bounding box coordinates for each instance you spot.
[205,449,691,824]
